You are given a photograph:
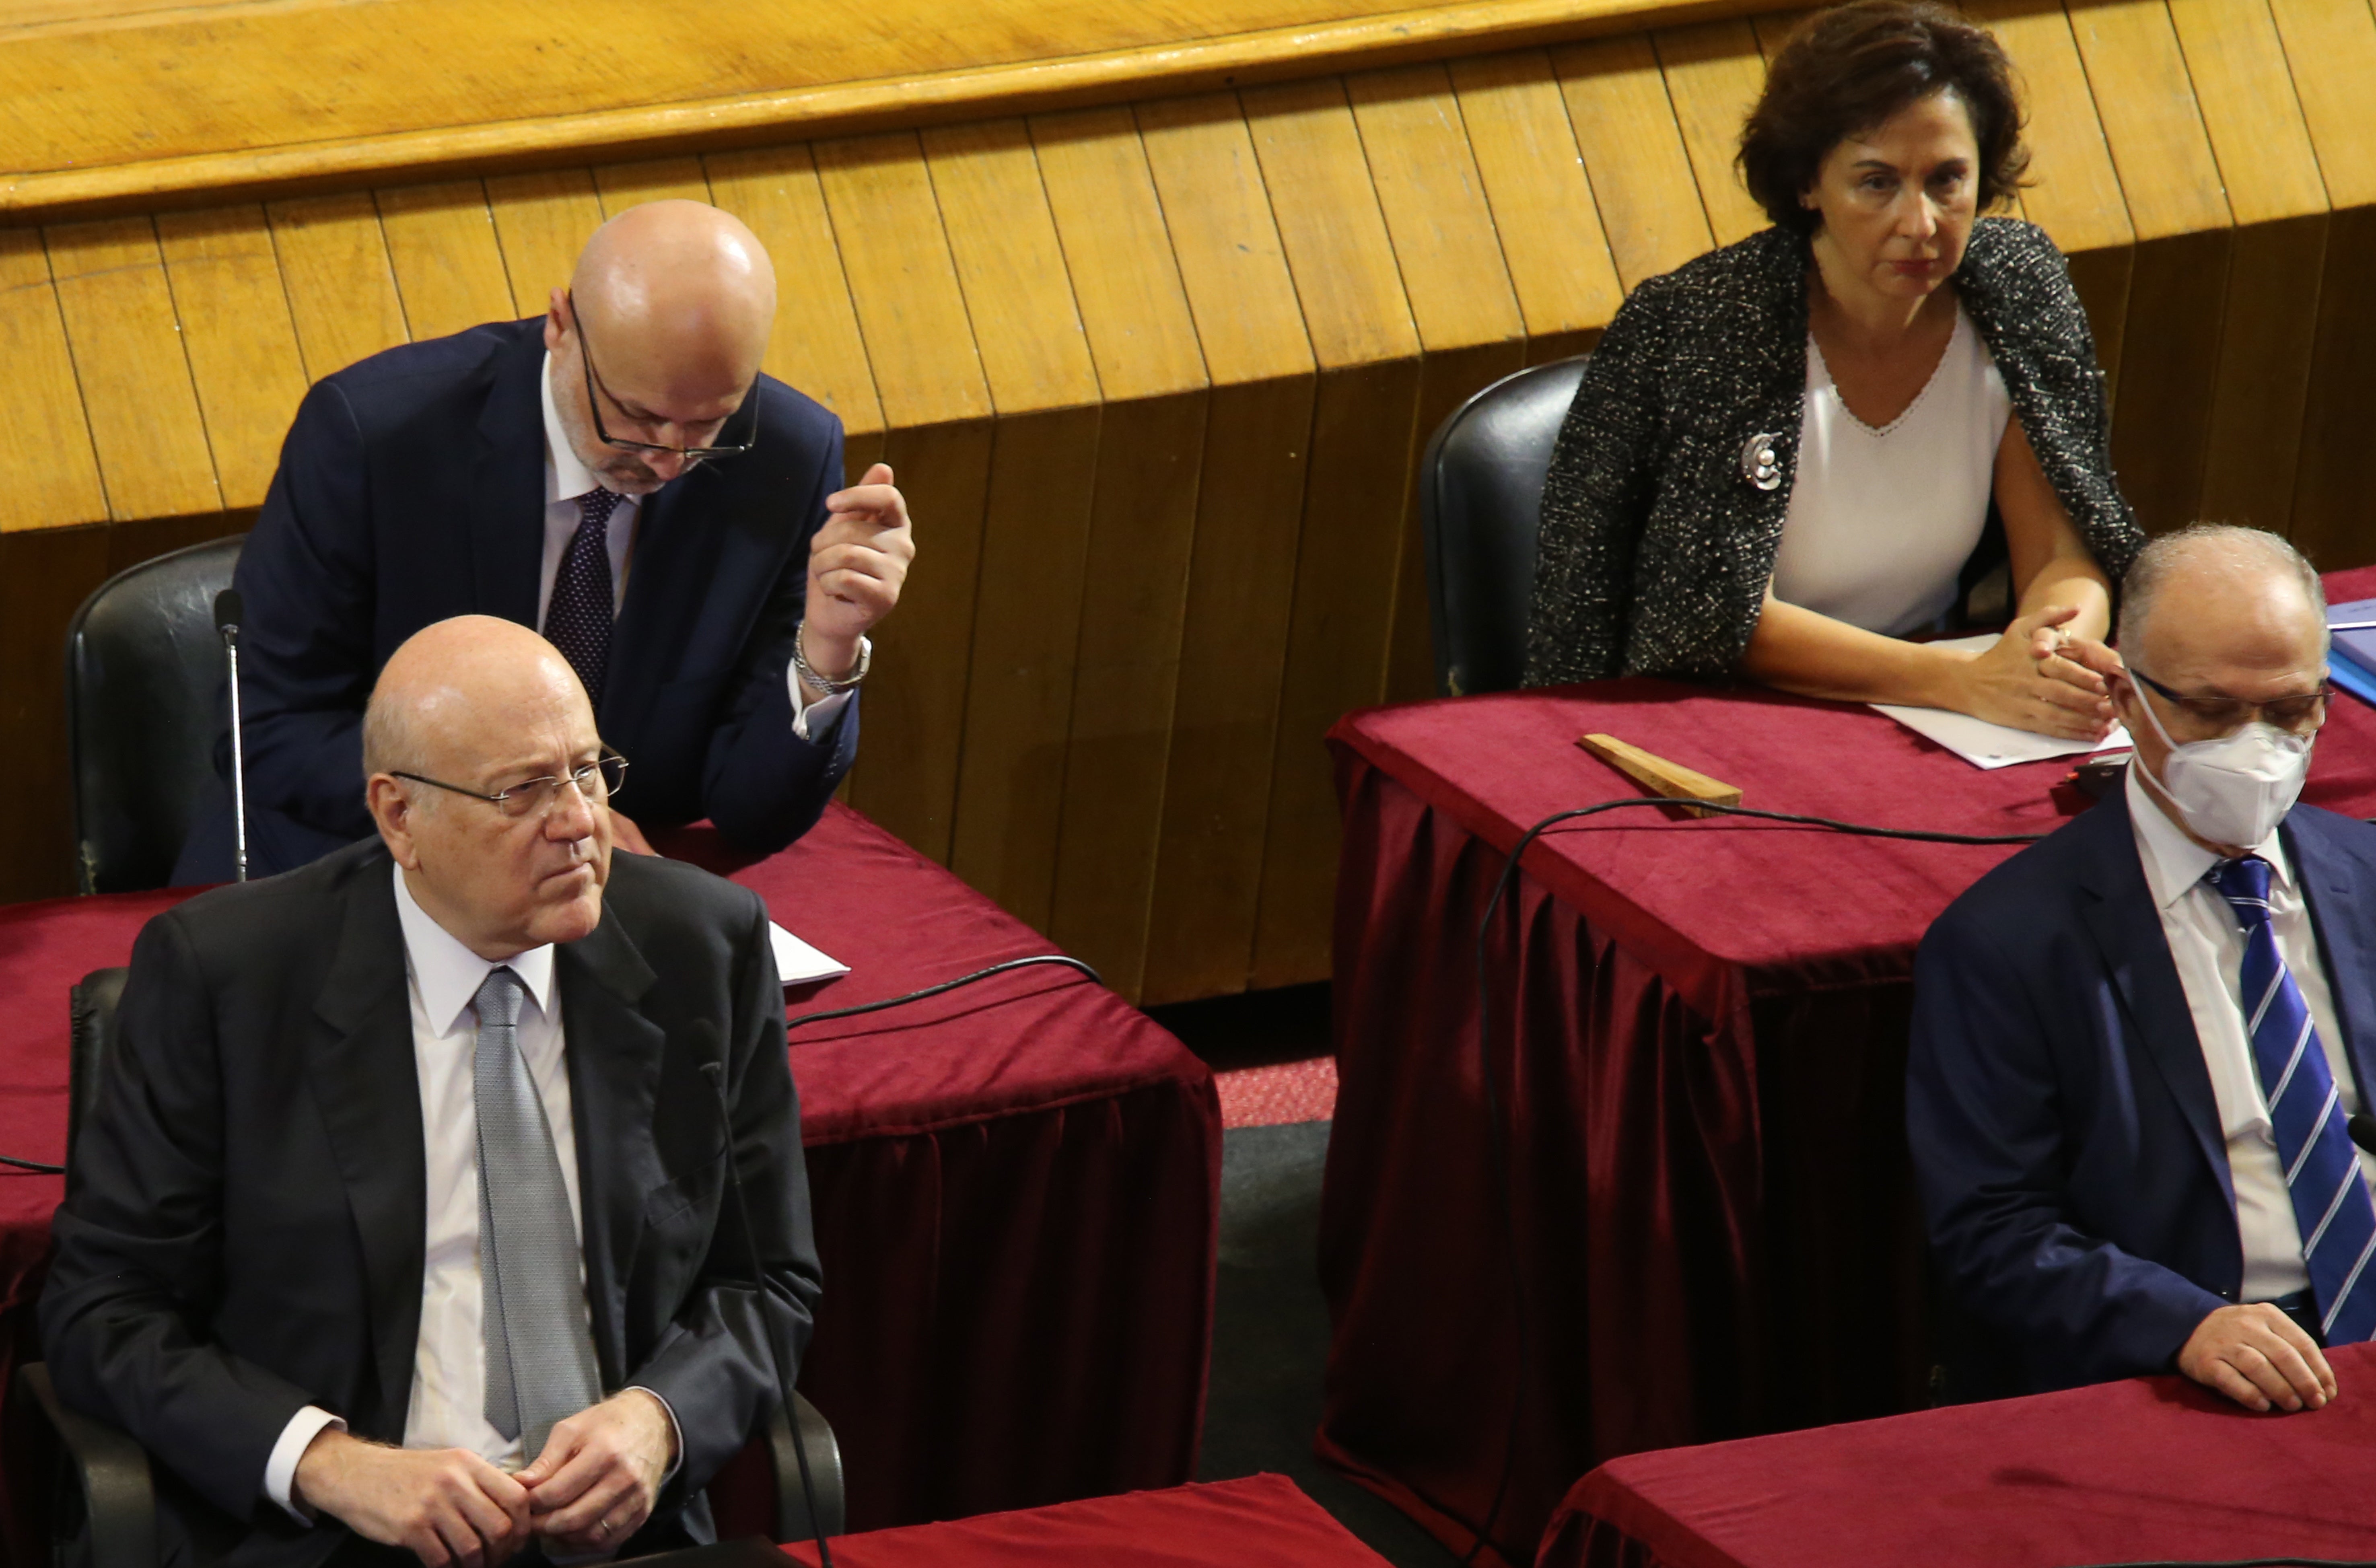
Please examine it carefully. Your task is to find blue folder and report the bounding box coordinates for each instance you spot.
[2330,599,2376,707]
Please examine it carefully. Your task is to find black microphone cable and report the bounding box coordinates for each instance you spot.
[0,959,1104,1179]
[699,1053,835,1568]
[784,954,1100,1030]
[1460,796,2051,1568]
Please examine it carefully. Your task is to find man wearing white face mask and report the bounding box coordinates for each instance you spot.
[1909,524,2375,1412]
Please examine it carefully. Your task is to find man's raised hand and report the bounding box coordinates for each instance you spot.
[293,1429,531,1568]
[800,462,914,692]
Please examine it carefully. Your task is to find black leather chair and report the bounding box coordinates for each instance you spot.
[1417,355,1590,697]
[19,967,844,1568]
[66,537,249,895]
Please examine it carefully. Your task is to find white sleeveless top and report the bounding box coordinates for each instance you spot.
[1769,305,2012,636]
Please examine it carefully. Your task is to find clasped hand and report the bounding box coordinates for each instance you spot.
[1952,603,2121,741]
[295,1390,677,1568]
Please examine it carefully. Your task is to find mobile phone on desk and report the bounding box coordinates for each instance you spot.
[2069,752,2130,800]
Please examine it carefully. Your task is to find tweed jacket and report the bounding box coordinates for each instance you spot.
[1523,218,2142,685]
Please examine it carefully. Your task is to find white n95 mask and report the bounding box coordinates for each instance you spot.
[2130,674,2312,848]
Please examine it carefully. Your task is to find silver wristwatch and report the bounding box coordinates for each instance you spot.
[793,631,871,696]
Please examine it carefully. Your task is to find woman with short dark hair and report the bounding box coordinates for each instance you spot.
[1525,0,2139,741]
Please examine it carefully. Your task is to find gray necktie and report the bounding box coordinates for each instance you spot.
[474,967,602,1460]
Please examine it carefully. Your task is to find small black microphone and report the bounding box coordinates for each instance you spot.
[213,589,249,883]
[698,1050,834,1568]
[2349,1113,2376,1158]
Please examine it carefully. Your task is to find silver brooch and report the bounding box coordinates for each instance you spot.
[1740,432,1783,491]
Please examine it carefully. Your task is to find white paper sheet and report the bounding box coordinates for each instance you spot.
[770,921,849,985]
[1869,635,2129,769]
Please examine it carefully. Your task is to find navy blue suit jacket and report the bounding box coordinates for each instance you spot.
[1908,788,2376,1395]
[174,318,856,883]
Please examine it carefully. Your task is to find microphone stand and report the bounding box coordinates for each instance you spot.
[700,1059,835,1568]
[212,590,248,883]
[616,1062,834,1568]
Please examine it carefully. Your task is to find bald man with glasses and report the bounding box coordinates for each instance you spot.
[1911,524,2376,1410]
[47,616,821,1568]
[174,198,913,884]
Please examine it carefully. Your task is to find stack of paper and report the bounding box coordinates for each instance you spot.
[1871,703,2130,770]
[770,922,849,986]
[1867,634,2131,770]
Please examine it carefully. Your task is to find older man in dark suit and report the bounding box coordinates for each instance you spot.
[46,616,821,1568]
[173,198,913,884]
[1911,525,2371,1412]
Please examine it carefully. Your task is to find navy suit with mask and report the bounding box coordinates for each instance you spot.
[173,317,854,884]
[1907,787,2376,1395]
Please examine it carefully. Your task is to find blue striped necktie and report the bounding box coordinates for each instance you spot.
[2209,855,2376,1344]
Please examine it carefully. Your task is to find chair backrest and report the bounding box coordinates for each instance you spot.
[66,968,128,1185]
[1418,355,1591,697]
[66,536,246,894]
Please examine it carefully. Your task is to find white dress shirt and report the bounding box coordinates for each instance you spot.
[261,866,675,1519]
[1771,305,2012,636]
[2125,765,2376,1302]
[537,353,852,742]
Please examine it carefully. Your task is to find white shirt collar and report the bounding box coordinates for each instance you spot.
[541,350,607,508]
[2124,757,2295,912]
[391,862,557,1036]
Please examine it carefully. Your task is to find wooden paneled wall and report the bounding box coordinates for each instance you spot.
[3,0,2374,1002]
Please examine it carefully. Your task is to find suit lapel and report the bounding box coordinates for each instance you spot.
[2073,790,2230,1188]
[473,324,551,630]
[556,906,665,1385]
[306,854,428,1433]
[2287,808,2376,1103]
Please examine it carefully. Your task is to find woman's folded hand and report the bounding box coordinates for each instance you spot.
[1952,604,2119,741]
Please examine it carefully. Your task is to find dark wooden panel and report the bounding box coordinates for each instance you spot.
[1141,375,1316,1005]
[2290,205,2376,572]
[2108,230,2230,535]
[2197,213,2327,536]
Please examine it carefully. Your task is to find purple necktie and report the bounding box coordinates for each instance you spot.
[544,488,624,704]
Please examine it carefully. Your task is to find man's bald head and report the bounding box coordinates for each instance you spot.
[363,616,591,784]
[545,200,776,496]
[363,617,615,958]
[2116,525,2326,680]
[570,200,775,397]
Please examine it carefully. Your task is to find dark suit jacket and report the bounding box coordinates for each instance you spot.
[41,840,823,1568]
[174,317,856,884]
[1907,788,2376,1396]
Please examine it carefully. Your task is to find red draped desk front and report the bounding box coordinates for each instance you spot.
[1541,1340,2376,1568]
[0,803,1221,1565]
[777,1473,1390,1568]
[1316,565,2376,1566]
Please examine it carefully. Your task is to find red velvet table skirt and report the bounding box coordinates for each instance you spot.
[776,1473,1390,1567]
[0,804,1220,1566]
[1540,1340,2376,1568]
[1316,568,2376,1568]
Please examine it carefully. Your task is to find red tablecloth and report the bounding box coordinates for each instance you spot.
[1316,566,2376,1566]
[777,1473,1388,1567]
[1541,1340,2376,1568]
[0,803,1220,1565]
